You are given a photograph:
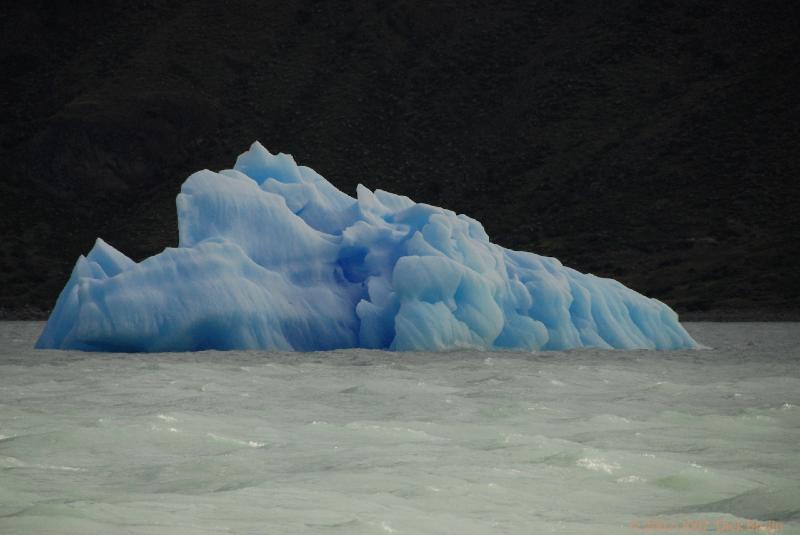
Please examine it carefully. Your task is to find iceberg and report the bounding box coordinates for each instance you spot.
[36,142,698,352]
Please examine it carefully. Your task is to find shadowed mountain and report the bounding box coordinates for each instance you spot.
[1,0,798,318]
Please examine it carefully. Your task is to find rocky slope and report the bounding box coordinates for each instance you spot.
[2,0,798,318]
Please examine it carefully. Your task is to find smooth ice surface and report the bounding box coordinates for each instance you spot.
[37,142,697,352]
[3,322,800,534]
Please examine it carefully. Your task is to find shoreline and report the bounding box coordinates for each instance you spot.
[3,309,798,323]
[677,309,800,322]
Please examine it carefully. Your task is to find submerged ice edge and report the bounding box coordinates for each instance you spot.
[37,142,698,352]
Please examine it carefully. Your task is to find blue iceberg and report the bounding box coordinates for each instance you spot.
[37,142,698,352]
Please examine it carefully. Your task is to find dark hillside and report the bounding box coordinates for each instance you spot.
[2,0,798,318]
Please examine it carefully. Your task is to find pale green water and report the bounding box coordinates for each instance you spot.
[0,322,798,534]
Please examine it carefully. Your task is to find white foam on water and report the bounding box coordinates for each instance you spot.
[576,457,620,474]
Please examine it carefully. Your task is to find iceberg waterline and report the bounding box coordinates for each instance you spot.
[37,142,698,352]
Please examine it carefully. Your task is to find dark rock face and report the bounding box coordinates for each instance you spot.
[2,0,798,318]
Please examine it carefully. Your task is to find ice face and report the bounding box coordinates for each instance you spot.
[36,142,698,352]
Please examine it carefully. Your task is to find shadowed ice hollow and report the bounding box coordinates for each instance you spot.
[36,142,697,352]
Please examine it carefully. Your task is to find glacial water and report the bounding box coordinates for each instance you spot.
[1,321,798,534]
